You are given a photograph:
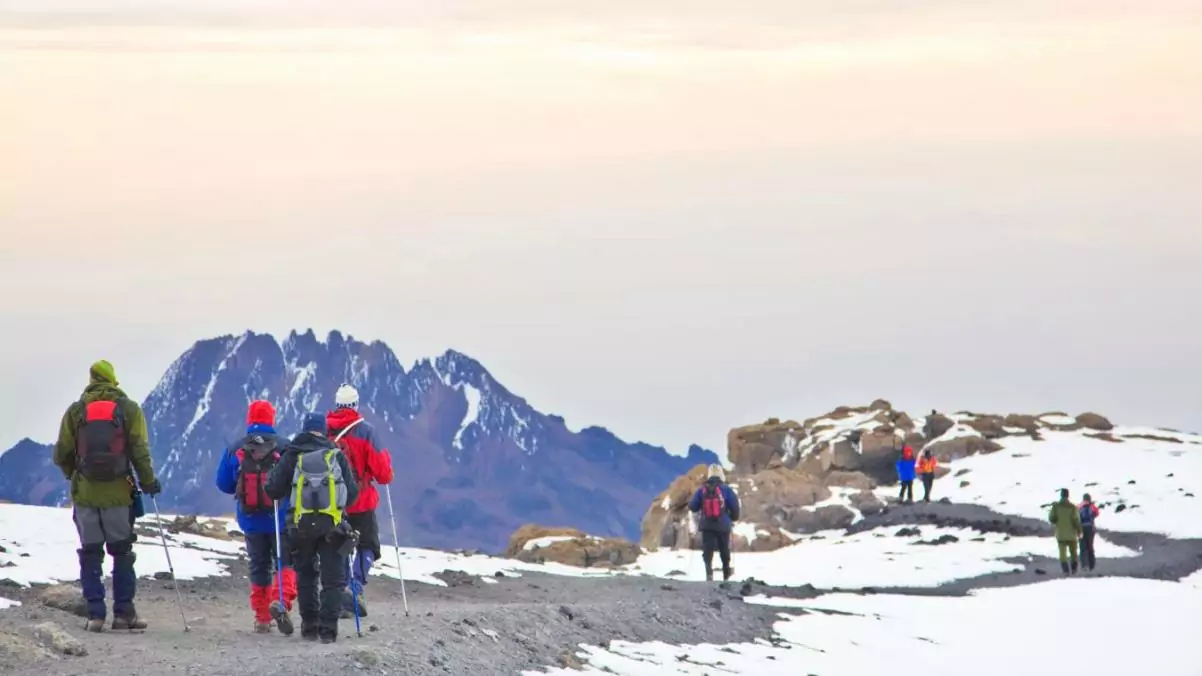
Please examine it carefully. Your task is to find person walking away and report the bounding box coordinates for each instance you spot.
[326,384,393,618]
[52,360,161,632]
[896,446,917,504]
[215,400,297,634]
[266,413,359,644]
[1078,493,1100,572]
[688,464,741,582]
[1048,488,1083,574]
[916,449,938,502]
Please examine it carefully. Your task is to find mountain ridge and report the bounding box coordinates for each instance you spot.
[0,329,717,552]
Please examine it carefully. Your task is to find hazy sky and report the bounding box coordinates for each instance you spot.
[2,1,1201,455]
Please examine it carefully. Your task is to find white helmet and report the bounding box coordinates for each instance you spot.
[335,384,359,409]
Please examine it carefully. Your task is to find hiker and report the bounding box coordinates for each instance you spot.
[916,449,938,502]
[1048,488,1083,574]
[52,360,161,632]
[896,446,917,504]
[688,464,740,582]
[215,400,297,634]
[265,412,360,643]
[326,384,393,618]
[1079,493,1100,572]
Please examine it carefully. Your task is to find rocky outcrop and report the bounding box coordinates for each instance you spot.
[167,515,235,541]
[506,524,642,568]
[642,401,1135,558]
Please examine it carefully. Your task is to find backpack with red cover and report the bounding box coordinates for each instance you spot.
[702,483,726,521]
[75,399,129,482]
[235,435,280,513]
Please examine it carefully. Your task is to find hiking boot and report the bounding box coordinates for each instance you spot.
[301,621,320,642]
[723,567,734,581]
[85,618,106,633]
[341,589,368,618]
[319,631,337,644]
[354,593,367,618]
[705,570,714,582]
[253,622,272,634]
[112,614,148,631]
[1060,561,1071,575]
[269,600,294,636]
[1071,561,1079,574]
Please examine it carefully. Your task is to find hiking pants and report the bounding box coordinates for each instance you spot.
[343,511,380,591]
[1080,526,1097,570]
[899,481,914,503]
[73,505,137,620]
[293,533,347,637]
[920,474,934,502]
[245,532,292,587]
[701,530,731,576]
[1057,538,1079,564]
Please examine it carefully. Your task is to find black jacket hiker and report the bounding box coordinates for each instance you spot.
[265,430,359,642]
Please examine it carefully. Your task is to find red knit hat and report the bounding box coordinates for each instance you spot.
[247,400,276,427]
[902,446,914,459]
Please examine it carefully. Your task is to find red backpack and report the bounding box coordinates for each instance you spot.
[702,483,726,520]
[75,399,129,482]
[235,435,280,513]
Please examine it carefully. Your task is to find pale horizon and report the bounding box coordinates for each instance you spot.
[2,0,1200,454]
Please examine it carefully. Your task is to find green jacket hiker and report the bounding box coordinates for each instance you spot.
[53,360,159,508]
[1048,496,1083,542]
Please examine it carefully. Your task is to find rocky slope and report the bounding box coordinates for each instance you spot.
[0,330,717,552]
[640,400,1130,553]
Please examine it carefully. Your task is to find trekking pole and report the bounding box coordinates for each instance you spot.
[149,495,190,632]
[349,555,362,638]
[383,485,410,616]
[273,501,285,609]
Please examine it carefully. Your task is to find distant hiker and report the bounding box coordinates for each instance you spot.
[688,464,741,582]
[265,412,359,643]
[52,360,161,632]
[1048,488,1083,574]
[326,384,393,619]
[215,400,297,634]
[916,449,938,502]
[896,446,917,504]
[1078,493,1099,572]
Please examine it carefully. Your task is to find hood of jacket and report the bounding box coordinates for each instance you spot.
[80,381,130,404]
[327,407,362,432]
[287,431,337,455]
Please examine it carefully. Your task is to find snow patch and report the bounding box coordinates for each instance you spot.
[452,382,483,450]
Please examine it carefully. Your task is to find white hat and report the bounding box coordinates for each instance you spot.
[335,384,359,409]
[707,464,726,482]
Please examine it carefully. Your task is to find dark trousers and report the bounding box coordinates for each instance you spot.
[701,530,731,577]
[245,532,291,587]
[1080,526,1097,571]
[74,505,137,620]
[293,534,347,637]
[920,474,934,502]
[899,481,914,503]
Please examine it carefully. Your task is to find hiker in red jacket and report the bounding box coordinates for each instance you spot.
[326,384,393,617]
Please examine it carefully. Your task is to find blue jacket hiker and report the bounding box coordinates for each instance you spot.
[896,446,917,504]
[214,400,297,634]
[689,464,740,581]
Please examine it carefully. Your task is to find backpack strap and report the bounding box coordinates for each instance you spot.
[333,417,364,444]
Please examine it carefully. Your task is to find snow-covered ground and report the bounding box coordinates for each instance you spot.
[899,428,1202,538]
[530,576,1202,676]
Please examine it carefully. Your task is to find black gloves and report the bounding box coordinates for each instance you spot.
[141,478,162,496]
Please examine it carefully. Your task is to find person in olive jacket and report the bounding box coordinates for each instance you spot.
[53,360,161,632]
[1048,488,1083,574]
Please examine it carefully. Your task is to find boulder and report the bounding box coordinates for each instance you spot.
[892,411,915,431]
[782,505,856,533]
[848,490,885,516]
[727,422,807,474]
[640,464,710,550]
[40,585,87,618]
[824,471,875,491]
[505,524,587,558]
[1075,413,1114,432]
[869,399,893,411]
[730,524,794,553]
[512,534,642,569]
[966,415,1007,439]
[167,515,234,541]
[32,622,86,657]
[923,413,955,440]
[1003,414,1040,433]
[736,468,831,524]
[923,434,1003,462]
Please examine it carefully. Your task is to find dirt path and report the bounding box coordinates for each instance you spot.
[0,563,787,675]
[5,501,1201,674]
